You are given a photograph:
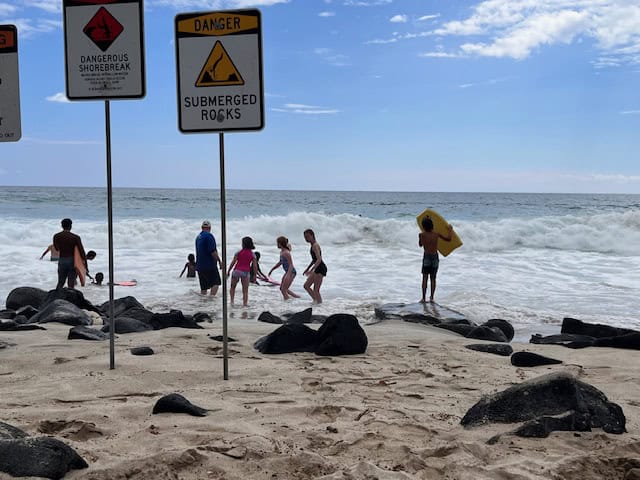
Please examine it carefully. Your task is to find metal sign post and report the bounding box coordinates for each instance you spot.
[0,24,21,143]
[175,9,264,379]
[63,0,145,369]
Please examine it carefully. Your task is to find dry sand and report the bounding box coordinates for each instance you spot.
[1,319,639,479]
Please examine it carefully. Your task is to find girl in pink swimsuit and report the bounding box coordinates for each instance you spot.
[227,236,257,306]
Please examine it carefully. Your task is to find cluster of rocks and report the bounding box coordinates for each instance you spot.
[531,317,640,350]
[374,302,514,343]
[1,287,211,342]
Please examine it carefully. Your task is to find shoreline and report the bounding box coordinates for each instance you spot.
[1,319,639,479]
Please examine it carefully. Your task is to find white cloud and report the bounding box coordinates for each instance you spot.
[620,110,640,115]
[272,103,340,115]
[46,92,70,103]
[390,14,408,23]
[419,51,459,58]
[432,0,640,66]
[417,14,440,22]
[319,11,336,17]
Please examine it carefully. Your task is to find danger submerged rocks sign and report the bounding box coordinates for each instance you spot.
[175,9,264,133]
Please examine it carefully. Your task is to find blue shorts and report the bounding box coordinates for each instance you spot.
[422,253,439,275]
[232,270,250,279]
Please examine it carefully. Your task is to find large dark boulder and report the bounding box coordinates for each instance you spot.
[510,351,562,367]
[148,310,202,330]
[461,372,626,436]
[254,323,319,354]
[28,300,93,326]
[0,436,88,479]
[42,289,99,313]
[152,393,208,416]
[465,344,513,357]
[68,326,109,341]
[315,314,368,356]
[561,317,638,339]
[101,317,153,334]
[5,287,47,311]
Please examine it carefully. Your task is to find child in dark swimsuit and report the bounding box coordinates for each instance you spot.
[302,229,327,304]
[419,217,453,303]
[269,236,300,300]
[179,254,196,278]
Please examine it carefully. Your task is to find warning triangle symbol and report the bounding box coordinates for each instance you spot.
[196,41,245,87]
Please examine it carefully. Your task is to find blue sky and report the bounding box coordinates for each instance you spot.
[1,0,639,193]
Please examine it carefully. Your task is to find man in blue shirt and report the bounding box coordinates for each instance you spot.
[195,220,222,295]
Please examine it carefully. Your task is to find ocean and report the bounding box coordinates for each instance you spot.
[1,186,639,340]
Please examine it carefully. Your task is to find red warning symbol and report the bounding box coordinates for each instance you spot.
[83,7,124,52]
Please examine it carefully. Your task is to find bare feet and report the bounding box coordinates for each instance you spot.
[419,299,426,304]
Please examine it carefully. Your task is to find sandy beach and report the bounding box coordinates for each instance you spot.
[1,317,639,479]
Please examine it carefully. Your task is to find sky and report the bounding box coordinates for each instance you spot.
[1,0,639,193]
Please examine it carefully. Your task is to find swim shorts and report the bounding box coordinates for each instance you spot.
[57,257,76,285]
[422,253,439,275]
[198,267,221,291]
[232,270,250,279]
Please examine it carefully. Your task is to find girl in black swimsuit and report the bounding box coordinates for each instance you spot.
[302,229,327,304]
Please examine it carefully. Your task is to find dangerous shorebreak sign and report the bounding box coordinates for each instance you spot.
[175,9,264,133]
[63,0,145,100]
[0,25,21,142]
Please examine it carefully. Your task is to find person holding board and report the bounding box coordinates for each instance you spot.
[418,217,453,303]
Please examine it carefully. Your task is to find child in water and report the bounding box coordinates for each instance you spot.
[302,229,327,304]
[269,236,300,300]
[179,254,196,278]
[227,237,257,306]
[418,217,453,303]
[250,251,270,285]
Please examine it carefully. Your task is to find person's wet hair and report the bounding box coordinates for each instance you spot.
[188,253,195,262]
[242,236,255,250]
[422,217,434,232]
[86,250,96,260]
[95,272,104,285]
[61,218,72,229]
[255,251,261,260]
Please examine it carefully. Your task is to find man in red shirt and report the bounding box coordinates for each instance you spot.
[53,218,86,289]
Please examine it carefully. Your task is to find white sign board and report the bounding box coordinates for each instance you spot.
[0,25,21,142]
[63,0,145,100]
[175,9,264,133]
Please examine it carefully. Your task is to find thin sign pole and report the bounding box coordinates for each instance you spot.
[105,100,116,370]
[219,132,229,380]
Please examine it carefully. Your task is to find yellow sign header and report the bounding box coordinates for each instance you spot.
[178,13,258,36]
